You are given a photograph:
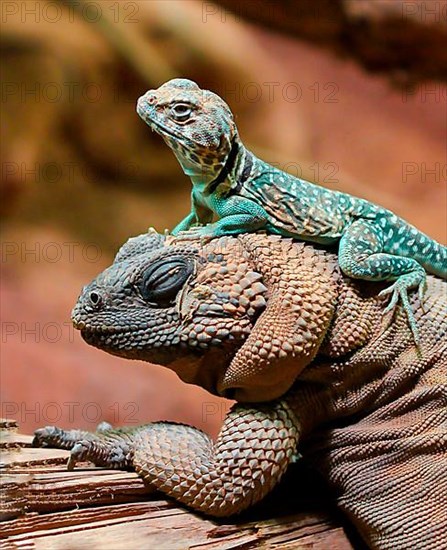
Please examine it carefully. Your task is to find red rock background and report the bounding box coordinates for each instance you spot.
[1,0,446,436]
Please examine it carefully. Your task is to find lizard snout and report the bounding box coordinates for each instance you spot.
[136,93,157,122]
[71,286,105,329]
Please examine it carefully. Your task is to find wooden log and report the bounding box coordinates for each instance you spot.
[1,420,360,548]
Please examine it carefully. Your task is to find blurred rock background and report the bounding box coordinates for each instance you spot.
[1,0,446,436]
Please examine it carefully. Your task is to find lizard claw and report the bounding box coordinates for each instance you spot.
[379,285,400,316]
[379,275,424,347]
[67,440,93,470]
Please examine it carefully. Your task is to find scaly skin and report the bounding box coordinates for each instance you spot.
[136,78,447,344]
[34,231,447,549]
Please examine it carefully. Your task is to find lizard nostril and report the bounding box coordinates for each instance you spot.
[89,291,101,306]
[147,94,156,105]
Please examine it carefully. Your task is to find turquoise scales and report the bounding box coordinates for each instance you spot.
[137,78,447,344]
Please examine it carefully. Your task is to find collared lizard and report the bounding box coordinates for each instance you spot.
[34,231,447,549]
[136,78,447,344]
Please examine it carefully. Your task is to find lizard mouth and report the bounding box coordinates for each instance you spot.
[75,321,131,349]
[77,323,165,355]
[149,120,190,146]
[73,317,141,347]
[74,320,116,334]
[72,314,183,356]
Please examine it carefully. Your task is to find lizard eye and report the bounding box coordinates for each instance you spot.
[140,256,194,307]
[170,103,192,122]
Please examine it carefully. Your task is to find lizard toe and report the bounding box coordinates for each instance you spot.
[68,440,93,470]
[176,228,215,241]
[379,278,421,347]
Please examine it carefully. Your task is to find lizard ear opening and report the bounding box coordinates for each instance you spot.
[219,240,337,402]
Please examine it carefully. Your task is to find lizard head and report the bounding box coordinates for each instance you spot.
[72,231,343,403]
[137,78,237,184]
[71,230,269,400]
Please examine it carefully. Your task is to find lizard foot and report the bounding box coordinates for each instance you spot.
[33,425,90,450]
[175,226,216,241]
[33,424,136,470]
[379,272,426,347]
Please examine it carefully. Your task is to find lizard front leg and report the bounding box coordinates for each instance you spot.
[175,196,268,239]
[33,400,300,517]
[171,211,198,236]
[338,219,426,345]
[171,192,214,236]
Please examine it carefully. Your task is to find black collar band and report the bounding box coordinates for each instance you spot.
[207,138,239,194]
[227,151,253,197]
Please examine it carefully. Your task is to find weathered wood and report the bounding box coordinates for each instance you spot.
[1,422,359,548]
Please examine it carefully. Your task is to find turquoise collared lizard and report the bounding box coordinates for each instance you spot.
[136,78,447,344]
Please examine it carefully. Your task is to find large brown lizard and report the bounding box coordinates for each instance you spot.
[34,231,447,549]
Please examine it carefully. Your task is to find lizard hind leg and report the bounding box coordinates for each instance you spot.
[338,219,426,346]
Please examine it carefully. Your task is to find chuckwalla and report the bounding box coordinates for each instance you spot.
[34,231,447,549]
